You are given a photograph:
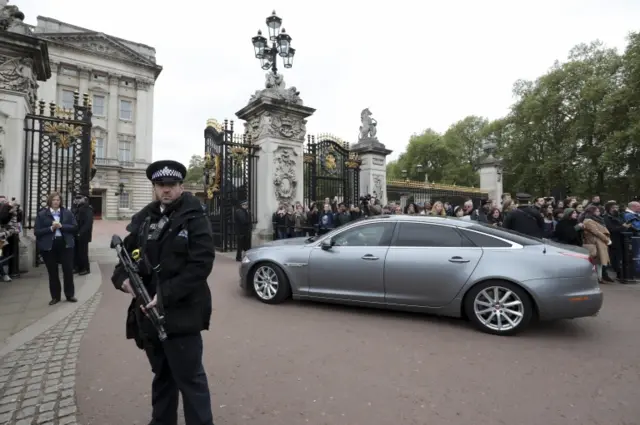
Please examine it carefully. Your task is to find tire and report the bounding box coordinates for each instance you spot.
[464,280,534,336]
[250,262,291,305]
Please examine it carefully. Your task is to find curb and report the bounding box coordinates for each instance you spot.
[0,261,103,359]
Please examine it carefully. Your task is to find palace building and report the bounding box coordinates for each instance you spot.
[34,16,162,219]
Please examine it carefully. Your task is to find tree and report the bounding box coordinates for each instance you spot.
[185,154,204,184]
[389,34,640,201]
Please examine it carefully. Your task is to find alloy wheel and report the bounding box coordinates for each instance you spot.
[473,286,525,332]
[253,265,279,301]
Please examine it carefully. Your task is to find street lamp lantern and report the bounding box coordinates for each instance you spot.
[266,10,282,40]
[283,47,295,68]
[252,30,267,59]
[416,164,423,172]
[277,28,291,57]
[251,11,296,74]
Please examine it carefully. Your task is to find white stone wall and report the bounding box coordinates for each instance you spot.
[33,17,161,219]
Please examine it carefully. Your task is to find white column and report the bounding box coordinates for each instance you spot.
[0,94,30,203]
[145,84,155,163]
[107,74,119,158]
[134,81,148,162]
[78,67,90,96]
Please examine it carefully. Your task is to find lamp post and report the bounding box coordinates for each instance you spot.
[251,10,296,74]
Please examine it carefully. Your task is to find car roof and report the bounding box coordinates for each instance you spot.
[365,214,474,227]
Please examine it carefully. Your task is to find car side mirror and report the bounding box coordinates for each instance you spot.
[320,239,333,250]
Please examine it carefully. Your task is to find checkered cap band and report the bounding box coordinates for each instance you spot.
[151,166,183,181]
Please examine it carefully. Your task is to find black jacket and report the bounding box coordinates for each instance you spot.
[554,219,582,246]
[604,213,625,248]
[111,193,214,342]
[235,207,252,234]
[75,203,94,242]
[503,207,544,238]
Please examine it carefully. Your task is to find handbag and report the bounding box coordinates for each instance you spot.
[583,243,597,258]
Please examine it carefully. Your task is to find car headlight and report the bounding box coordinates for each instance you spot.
[241,256,251,264]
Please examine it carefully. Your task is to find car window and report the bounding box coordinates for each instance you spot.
[332,222,395,247]
[460,229,513,248]
[393,223,463,247]
[468,223,542,246]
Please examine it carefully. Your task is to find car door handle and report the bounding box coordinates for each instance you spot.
[449,256,470,263]
[361,255,379,260]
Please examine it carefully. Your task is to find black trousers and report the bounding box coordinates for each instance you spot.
[235,232,251,260]
[74,236,90,272]
[144,333,213,425]
[42,238,75,300]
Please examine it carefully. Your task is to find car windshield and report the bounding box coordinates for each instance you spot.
[468,222,544,246]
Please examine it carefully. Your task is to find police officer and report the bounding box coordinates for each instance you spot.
[111,159,215,425]
[234,200,251,261]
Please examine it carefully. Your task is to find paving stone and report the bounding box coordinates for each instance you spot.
[0,292,102,425]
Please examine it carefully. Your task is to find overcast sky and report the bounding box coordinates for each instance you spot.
[16,0,640,165]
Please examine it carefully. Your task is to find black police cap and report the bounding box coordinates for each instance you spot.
[146,160,187,183]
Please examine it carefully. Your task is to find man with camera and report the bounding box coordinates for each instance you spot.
[359,194,382,217]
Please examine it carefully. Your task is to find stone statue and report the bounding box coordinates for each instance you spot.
[0,2,24,31]
[248,72,303,105]
[358,108,378,140]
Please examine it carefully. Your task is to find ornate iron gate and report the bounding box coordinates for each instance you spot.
[203,119,259,252]
[303,135,361,207]
[23,93,93,264]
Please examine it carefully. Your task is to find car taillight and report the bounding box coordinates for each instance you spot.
[560,252,596,270]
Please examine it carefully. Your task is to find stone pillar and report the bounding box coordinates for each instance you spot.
[134,79,149,162]
[351,138,392,206]
[236,73,315,244]
[0,18,50,202]
[478,139,503,202]
[107,74,119,158]
[78,66,90,95]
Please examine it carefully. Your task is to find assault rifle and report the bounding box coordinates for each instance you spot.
[110,234,168,342]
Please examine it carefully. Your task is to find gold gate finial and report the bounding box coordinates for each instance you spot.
[206,118,223,132]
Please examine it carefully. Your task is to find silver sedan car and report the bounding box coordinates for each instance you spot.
[239,215,603,336]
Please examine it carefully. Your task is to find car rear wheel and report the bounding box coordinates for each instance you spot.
[251,263,290,305]
[465,281,533,336]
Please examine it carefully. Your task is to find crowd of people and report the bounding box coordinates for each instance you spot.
[266,193,640,283]
[0,195,23,282]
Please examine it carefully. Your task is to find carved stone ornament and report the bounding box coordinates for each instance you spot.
[372,173,384,200]
[358,108,378,140]
[271,114,306,141]
[244,112,307,142]
[0,55,38,105]
[244,112,273,141]
[273,147,298,203]
[249,72,303,105]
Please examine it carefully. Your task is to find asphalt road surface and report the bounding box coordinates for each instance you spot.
[76,256,640,425]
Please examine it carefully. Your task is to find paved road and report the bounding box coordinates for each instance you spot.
[73,255,640,425]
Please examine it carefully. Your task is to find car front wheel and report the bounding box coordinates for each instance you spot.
[251,263,290,305]
[465,281,534,336]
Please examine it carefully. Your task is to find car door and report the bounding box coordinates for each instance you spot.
[307,221,396,304]
[383,222,483,307]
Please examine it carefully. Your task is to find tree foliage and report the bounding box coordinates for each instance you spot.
[185,154,204,184]
[388,32,640,200]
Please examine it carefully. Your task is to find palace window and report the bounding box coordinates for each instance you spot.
[92,94,105,116]
[118,140,132,162]
[95,137,105,159]
[118,178,131,209]
[61,89,75,109]
[119,99,133,121]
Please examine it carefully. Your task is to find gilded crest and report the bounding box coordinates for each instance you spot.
[43,122,83,149]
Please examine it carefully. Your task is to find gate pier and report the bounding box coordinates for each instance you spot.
[236,73,315,245]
